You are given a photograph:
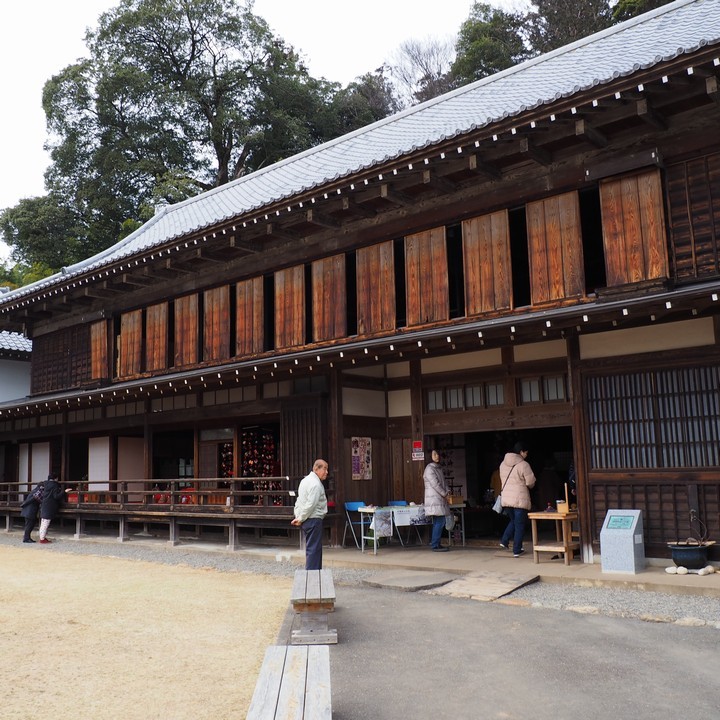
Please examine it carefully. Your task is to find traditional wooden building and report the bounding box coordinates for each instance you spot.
[2,0,720,560]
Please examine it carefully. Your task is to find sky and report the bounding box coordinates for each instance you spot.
[0,0,516,259]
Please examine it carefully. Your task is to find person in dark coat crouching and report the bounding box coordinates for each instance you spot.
[38,473,69,544]
[20,481,45,543]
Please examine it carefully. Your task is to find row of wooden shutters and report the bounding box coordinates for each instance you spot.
[98,167,670,381]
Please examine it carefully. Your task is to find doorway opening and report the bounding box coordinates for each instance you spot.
[427,426,574,539]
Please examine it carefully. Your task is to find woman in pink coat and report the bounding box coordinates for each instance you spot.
[499,441,536,557]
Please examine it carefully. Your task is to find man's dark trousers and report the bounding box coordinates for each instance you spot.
[302,518,323,570]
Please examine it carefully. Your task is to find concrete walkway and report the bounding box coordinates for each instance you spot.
[319,541,720,598]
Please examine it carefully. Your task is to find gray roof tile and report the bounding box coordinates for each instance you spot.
[0,330,32,353]
[3,0,719,305]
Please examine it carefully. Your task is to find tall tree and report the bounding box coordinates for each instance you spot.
[612,0,675,22]
[4,0,392,272]
[524,0,614,54]
[452,2,529,86]
[390,37,456,106]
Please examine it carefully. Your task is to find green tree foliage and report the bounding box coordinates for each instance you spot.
[612,0,675,22]
[452,2,529,86]
[524,0,614,55]
[3,0,396,274]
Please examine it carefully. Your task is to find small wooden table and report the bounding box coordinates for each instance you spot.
[528,511,579,565]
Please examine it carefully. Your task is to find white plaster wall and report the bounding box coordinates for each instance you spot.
[0,358,31,402]
[386,361,410,378]
[388,389,411,417]
[579,317,714,359]
[421,348,502,374]
[342,387,386,417]
[31,442,50,485]
[514,339,567,362]
[118,436,146,501]
[88,437,111,490]
[18,443,29,492]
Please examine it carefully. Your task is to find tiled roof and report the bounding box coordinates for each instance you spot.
[0,330,32,353]
[3,0,719,305]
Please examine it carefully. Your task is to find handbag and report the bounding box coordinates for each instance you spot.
[492,462,519,514]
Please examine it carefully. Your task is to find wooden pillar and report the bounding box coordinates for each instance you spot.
[409,359,424,489]
[328,366,343,546]
[567,335,592,562]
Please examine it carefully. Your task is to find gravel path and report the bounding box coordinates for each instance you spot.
[3,534,718,627]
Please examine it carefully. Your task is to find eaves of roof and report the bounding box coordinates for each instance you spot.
[0,330,32,354]
[2,0,719,307]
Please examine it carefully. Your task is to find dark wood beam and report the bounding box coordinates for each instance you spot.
[706,76,720,106]
[341,196,377,218]
[575,118,608,148]
[519,137,552,166]
[306,208,340,229]
[83,282,123,299]
[121,273,155,287]
[229,234,259,253]
[422,168,457,195]
[265,223,299,241]
[380,183,414,207]
[467,153,501,180]
[636,98,667,130]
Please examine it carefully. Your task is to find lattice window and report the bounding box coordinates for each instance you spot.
[586,365,720,469]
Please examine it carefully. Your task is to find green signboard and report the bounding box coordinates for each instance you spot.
[607,515,634,530]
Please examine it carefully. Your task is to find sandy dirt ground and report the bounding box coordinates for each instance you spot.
[0,545,291,720]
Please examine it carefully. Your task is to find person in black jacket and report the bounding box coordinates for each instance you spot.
[20,481,45,543]
[38,473,69,544]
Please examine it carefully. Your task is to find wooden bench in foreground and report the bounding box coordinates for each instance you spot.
[246,644,331,720]
[290,569,337,645]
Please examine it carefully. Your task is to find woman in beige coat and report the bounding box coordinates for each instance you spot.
[423,450,450,552]
[499,441,536,557]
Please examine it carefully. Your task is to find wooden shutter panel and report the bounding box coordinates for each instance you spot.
[405,227,449,326]
[526,191,585,304]
[666,152,720,281]
[174,294,198,366]
[236,277,264,355]
[118,309,142,377]
[203,286,230,362]
[312,255,346,342]
[275,266,305,349]
[600,168,668,287]
[463,210,512,314]
[356,241,395,335]
[90,320,109,380]
[145,302,168,372]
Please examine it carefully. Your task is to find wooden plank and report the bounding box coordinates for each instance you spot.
[356,241,395,334]
[118,309,142,377]
[304,645,332,720]
[203,285,230,362]
[290,569,308,605]
[404,227,449,326]
[236,276,264,355]
[462,210,512,314]
[305,569,321,603]
[275,645,308,720]
[319,569,335,603]
[312,255,346,342]
[90,320,108,380]
[275,266,305,349]
[246,646,286,720]
[145,302,167,372]
[174,294,198,366]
